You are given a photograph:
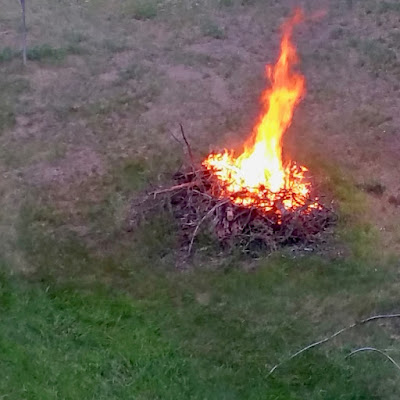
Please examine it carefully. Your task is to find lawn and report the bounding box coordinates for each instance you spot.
[1,0,400,398]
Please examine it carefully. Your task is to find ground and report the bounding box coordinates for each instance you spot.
[1,0,400,398]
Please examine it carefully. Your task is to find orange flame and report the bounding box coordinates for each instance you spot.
[203,10,316,213]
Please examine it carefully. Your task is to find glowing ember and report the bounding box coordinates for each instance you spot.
[203,10,318,214]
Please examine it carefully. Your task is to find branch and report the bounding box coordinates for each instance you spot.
[268,313,400,376]
[347,347,400,373]
[188,199,229,255]
[179,123,195,169]
[169,130,183,145]
[150,181,199,197]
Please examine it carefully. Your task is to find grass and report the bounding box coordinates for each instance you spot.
[1,0,400,398]
[350,38,400,77]
[378,1,400,13]
[202,20,226,39]
[0,47,17,63]
[0,76,29,135]
[2,202,400,399]
[125,0,159,20]
[0,44,83,65]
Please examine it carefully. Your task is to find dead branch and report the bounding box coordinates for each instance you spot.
[268,313,400,377]
[151,181,199,197]
[179,123,195,168]
[187,199,230,255]
[169,129,182,146]
[129,161,334,256]
[346,347,400,373]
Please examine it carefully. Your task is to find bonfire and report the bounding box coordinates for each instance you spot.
[137,10,334,255]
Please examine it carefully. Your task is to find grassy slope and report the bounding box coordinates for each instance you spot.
[1,255,399,400]
[1,0,400,398]
[2,191,399,399]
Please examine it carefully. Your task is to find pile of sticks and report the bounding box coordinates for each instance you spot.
[150,166,334,255]
[131,125,335,256]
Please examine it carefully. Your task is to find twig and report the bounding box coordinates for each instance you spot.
[169,129,182,146]
[188,199,230,255]
[151,181,198,197]
[20,0,27,66]
[268,313,400,377]
[346,347,400,373]
[179,123,195,168]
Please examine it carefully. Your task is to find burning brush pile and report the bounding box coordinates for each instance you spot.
[140,11,334,255]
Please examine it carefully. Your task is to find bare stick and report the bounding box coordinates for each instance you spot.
[151,181,199,197]
[346,347,400,373]
[188,199,229,255]
[179,123,195,168]
[20,0,27,66]
[268,313,400,377]
[169,130,182,146]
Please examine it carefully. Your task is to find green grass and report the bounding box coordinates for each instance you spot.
[125,0,159,20]
[0,44,84,65]
[0,47,17,63]
[0,76,29,135]
[0,182,397,399]
[202,20,226,39]
[378,1,400,13]
[27,44,67,62]
[1,212,400,399]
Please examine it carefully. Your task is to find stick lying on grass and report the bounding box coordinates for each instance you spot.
[268,313,400,376]
[346,347,400,374]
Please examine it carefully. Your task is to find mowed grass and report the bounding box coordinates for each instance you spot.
[1,239,400,399]
[1,0,400,398]
[1,181,399,399]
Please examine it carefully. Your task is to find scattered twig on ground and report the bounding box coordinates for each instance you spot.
[346,347,400,373]
[268,313,400,377]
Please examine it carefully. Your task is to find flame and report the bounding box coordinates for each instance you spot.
[203,10,316,213]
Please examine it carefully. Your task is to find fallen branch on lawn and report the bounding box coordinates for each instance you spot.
[346,347,400,373]
[268,313,400,377]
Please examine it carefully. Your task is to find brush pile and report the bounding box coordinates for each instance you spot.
[142,166,335,255]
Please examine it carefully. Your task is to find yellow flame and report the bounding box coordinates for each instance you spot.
[203,10,314,213]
